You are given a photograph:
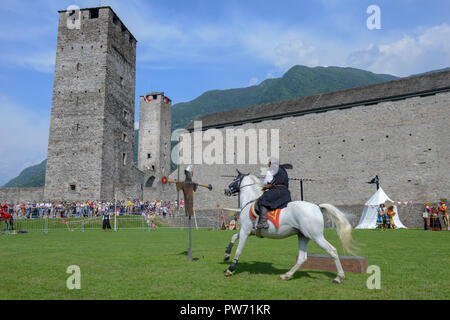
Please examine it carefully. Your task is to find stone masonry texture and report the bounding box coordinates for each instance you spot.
[138,92,173,200]
[44,7,137,201]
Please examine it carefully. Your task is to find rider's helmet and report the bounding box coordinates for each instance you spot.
[184,165,194,180]
[184,165,193,175]
[267,156,279,176]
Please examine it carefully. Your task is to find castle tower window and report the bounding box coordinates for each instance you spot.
[123,110,129,120]
[70,184,76,191]
[120,76,124,86]
[153,95,157,100]
[147,153,151,159]
[145,176,155,188]
[89,8,99,19]
[123,133,127,142]
[122,153,127,165]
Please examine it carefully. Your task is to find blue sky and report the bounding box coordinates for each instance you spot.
[0,0,449,185]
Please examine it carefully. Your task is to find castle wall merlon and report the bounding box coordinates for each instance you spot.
[58,6,137,43]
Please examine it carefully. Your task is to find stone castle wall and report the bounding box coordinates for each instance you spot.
[169,91,450,228]
[0,187,45,202]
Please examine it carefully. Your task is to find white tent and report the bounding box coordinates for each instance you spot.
[355,187,407,229]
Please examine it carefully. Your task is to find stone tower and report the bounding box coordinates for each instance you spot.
[138,92,172,199]
[44,7,137,201]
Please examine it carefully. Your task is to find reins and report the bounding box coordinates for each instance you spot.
[238,183,259,211]
[241,199,257,211]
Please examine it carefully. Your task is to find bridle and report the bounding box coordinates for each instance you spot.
[239,183,256,190]
[226,173,252,195]
[225,172,259,210]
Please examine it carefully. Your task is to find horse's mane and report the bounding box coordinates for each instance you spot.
[248,175,262,188]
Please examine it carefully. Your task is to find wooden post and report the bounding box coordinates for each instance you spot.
[404,202,413,226]
[114,184,117,232]
[177,136,181,211]
[300,180,304,201]
[188,215,192,260]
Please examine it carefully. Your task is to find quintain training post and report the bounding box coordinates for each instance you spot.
[162,166,212,260]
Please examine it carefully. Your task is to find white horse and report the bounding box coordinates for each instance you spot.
[223,171,357,283]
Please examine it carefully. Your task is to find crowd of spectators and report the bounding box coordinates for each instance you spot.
[0,199,184,220]
[423,201,449,231]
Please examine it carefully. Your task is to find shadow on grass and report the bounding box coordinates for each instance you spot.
[177,251,200,261]
[220,260,336,280]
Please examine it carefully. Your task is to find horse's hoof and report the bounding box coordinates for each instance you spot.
[225,270,233,277]
[278,274,291,280]
[332,277,342,284]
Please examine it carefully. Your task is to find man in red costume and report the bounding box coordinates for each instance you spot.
[1,204,14,232]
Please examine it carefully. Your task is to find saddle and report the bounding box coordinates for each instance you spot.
[249,204,282,229]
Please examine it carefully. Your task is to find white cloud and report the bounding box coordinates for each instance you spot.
[1,1,448,79]
[108,1,337,70]
[248,77,258,86]
[274,39,316,70]
[2,51,56,74]
[236,22,348,73]
[346,23,450,76]
[0,93,49,185]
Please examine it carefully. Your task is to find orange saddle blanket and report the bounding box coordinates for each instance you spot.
[249,204,282,229]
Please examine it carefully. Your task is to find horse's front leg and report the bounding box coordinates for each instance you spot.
[224,232,239,261]
[225,228,251,276]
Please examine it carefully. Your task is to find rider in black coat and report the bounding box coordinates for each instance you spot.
[256,157,292,230]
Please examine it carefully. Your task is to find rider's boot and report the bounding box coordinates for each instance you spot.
[256,206,270,230]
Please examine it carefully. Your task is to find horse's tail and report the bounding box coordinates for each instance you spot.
[319,203,358,256]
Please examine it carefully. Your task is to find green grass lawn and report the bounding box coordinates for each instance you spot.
[0,228,448,300]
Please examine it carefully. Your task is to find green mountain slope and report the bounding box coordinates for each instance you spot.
[2,160,47,188]
[171,65,398,130]
[2,65,400,188]
[3,135,139,188]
